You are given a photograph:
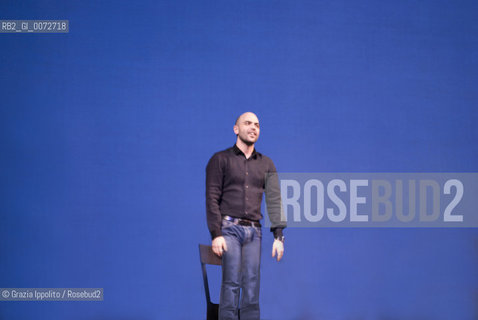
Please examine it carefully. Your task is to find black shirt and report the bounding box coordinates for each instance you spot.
[206,144,286,240]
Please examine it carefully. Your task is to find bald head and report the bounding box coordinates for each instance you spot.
[235,112,259,125]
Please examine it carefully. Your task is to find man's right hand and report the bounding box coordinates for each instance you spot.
[212,236,228,257]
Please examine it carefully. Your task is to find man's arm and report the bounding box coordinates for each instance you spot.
[206,154,224,240]
[206,154,228,256]
[265,159,286,261]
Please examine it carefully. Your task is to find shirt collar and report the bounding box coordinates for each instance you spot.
[233,144,259,159]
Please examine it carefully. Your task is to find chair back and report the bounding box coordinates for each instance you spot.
[199,244,222,265]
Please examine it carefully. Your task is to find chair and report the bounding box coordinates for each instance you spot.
[199,244,222,320]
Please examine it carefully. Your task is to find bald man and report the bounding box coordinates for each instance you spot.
[206,112,286,320]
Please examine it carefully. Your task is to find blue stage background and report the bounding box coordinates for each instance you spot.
[1,1,477,319]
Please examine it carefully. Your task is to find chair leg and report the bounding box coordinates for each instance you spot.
[207,302,219,320]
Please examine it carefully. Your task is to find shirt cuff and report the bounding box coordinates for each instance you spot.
[271,227,284,239]
[211,229,223,240]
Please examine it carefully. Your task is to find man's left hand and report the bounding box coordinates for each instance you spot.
[272,239,284,262]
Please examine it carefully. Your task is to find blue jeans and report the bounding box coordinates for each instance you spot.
[219,219,262,320]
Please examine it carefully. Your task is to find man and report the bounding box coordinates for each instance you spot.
[206,112,286,320]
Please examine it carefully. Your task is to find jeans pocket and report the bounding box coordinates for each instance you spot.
[221,219,234,229]
[253,226,262,238]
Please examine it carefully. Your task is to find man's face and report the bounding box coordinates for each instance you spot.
[234,113,260,146]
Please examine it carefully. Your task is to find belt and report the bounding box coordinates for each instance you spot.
[223,215,261,228]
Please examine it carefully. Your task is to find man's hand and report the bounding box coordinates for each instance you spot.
[212,236,228,257]
[272,239,284,261]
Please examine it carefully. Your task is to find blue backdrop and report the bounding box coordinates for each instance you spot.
[1,1,477,319]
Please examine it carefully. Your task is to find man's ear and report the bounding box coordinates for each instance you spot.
[233,125,239,135]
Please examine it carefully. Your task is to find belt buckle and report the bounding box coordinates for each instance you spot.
[224,215,239,225]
